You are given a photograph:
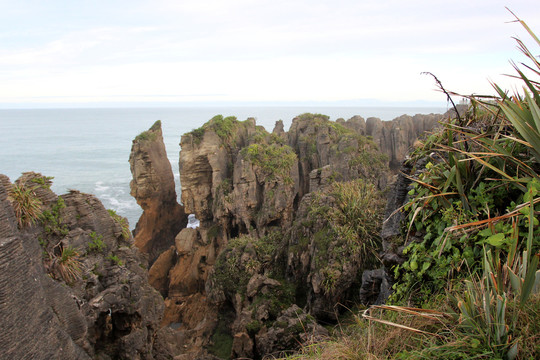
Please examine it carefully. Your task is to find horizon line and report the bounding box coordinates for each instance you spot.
[0,99,449,110]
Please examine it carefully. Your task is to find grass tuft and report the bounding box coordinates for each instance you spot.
[8,183,42,228]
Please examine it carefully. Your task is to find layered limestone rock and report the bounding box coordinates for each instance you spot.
[288,113,389,196]
[0,172,181,360]
[140,112,443,358]
[129,120,187,264]
[337,113,442,170]
[179,116,299,234]
[0,175,90,360]
[144,116,302,357]
[167,114,388,356]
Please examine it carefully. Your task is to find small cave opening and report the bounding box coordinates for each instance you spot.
[112,311,142,338]
[292,193,300,212]
[229,224,240,239]
[94,310,142,354]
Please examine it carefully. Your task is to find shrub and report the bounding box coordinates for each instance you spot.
[88,231,106,253]
[30,175,54,189]
[149,119,161,131]
[188,126,205,144]
[208,315,234,359]
[40,197,69,236]
[108,209,130,240]
[188,115,245,146]
[211,232,282,298]
[135,121,161,142]
[306,179,385,293]
[107,254,123,266]
[241,143,297,184]
[8,183,42,228]
[135,130,157,141]
[54,245,82,283]
[392,17,540,304]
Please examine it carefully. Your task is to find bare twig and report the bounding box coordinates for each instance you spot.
[422,72,462,123]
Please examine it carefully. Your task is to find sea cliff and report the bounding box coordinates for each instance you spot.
[128,112,444,358]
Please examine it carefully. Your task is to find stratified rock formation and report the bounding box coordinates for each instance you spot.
[131,111,443,359]
[337,113,442,171]
[0,172,180,360]
[0,174,91,359]
[129,120,187,264]
[141,114,391,358]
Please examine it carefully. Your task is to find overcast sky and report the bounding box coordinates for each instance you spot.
[1,0,539,108]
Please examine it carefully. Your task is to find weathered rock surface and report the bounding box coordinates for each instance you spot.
[139,112,444,358]
[0,172,181,359]
[358,157,433,305]
[288,114,389,197]
[129,120,187,265]
[337,113,443,170]
[255,305,328,358]
[0,177,90,360]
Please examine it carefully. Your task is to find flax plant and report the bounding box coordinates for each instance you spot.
[53,245,82,283]
[495,11,540,163]
[454,192,539,360]
[8,183,43,228]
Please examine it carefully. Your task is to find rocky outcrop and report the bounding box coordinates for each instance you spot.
[153,114,388,356]
[179,116,299,234]
[288,114,389,197]
[139,112,443,358]
[0,172,180,359]
[0,175,90,360]
[0,109,443,360]
[255,305,328,357]
[337,113,442,171]
[358,156,435,305]
[129,120,187,264]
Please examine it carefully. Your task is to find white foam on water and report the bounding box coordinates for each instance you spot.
[95,181,110,192]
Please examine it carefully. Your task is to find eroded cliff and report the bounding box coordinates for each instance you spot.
[0,172,182,360]
[141,113,434,358]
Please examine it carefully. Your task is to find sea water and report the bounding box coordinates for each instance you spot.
[0,106,446,228]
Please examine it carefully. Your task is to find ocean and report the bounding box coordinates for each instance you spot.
[0,106,446,229]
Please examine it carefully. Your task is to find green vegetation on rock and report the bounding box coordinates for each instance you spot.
[208,313,234,359]
[8,183,43,228]
[106,254,123,266]
[188,115,241,144]
[54,245,82,284]
[306,179,385,294]
[241,142,297,184]
[40,196,69,236]
[88,231,106,253]
[108,209,130,240]
[30,175,54,189]
[212,233,280,297]
[135,120,161,141]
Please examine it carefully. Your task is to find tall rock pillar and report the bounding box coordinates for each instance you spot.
[129,120,187,264]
